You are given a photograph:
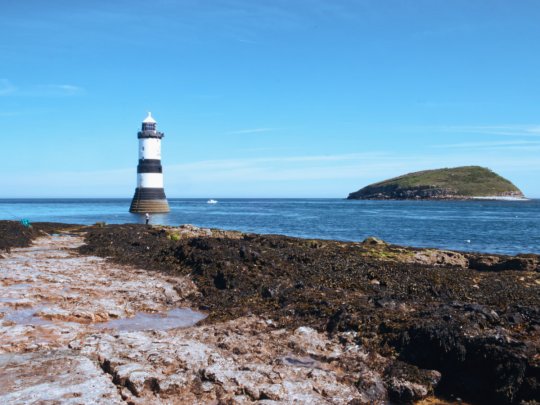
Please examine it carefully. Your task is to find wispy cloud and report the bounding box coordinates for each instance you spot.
[35,84,85,96]
[0,80,85,97]
[439,125,540,137]
[432,140,540,149]
[226,128,275,135]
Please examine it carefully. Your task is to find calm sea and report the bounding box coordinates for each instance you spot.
[0,198,539,255]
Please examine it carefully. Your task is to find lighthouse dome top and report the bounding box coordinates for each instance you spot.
[143,112,157,124]
[139,112,164,139]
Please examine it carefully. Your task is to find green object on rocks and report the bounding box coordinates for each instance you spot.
[20,219,31,228]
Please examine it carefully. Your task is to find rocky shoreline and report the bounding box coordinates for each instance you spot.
[0,221,81,252]
[1,220,539,404]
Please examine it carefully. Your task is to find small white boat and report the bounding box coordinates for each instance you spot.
[207,199,218,204]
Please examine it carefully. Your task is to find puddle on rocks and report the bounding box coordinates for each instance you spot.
[281,356,319,368]
[5,283,33,290]
[3,307,52,326]
[95,308,207,331]
[0,297,18,303]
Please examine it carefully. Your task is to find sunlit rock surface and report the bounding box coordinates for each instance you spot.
[0,235,204,403]
[0,351,124,404]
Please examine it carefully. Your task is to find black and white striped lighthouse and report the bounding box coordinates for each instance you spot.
[129,112,170,213]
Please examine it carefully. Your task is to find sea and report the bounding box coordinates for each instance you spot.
[1,198,539,255]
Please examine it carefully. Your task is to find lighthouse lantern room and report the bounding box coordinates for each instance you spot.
[129,112,170,213]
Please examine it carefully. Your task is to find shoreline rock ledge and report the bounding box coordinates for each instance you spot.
[347,166,525,200]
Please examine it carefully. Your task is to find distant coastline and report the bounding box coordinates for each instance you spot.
[471,196,529,201]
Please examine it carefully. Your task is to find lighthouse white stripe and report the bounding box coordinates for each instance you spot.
[137,173,164,188]
[139,138,162,160]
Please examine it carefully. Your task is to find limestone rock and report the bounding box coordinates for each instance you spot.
[413,250,469,268]
[0,350,124,404]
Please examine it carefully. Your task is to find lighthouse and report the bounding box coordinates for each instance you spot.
[129,112,170,213]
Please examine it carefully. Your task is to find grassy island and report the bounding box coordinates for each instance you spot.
[348,166,524,200]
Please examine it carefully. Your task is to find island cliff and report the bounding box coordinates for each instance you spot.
[347,166,524,200]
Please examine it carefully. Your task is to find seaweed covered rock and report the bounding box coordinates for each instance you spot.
[79,224,540,404]
[390,304,540,404]
[0,221,36,252]
[468,254,540,272]
[0,220,81,252]
[383,361,441,403]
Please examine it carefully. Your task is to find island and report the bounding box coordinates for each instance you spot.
[347,166,525,200]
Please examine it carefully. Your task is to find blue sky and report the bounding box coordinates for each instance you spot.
[1,0,540,198]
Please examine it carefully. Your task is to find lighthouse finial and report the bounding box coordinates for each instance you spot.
[143,111,156,124]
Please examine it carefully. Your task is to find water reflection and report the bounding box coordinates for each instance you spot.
[95,308,206,331]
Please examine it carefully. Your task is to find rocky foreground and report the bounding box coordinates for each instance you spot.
[0,221,539,404]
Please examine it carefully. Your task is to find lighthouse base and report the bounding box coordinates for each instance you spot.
[129,187,170,213]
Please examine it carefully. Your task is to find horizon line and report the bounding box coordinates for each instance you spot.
[0,196,538,200]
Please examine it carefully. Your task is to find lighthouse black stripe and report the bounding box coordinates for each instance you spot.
[138,130,164,139]
[138,166,162,173]
[137,159,162,173]
[132,187,167,200]
[137,160,162,166]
